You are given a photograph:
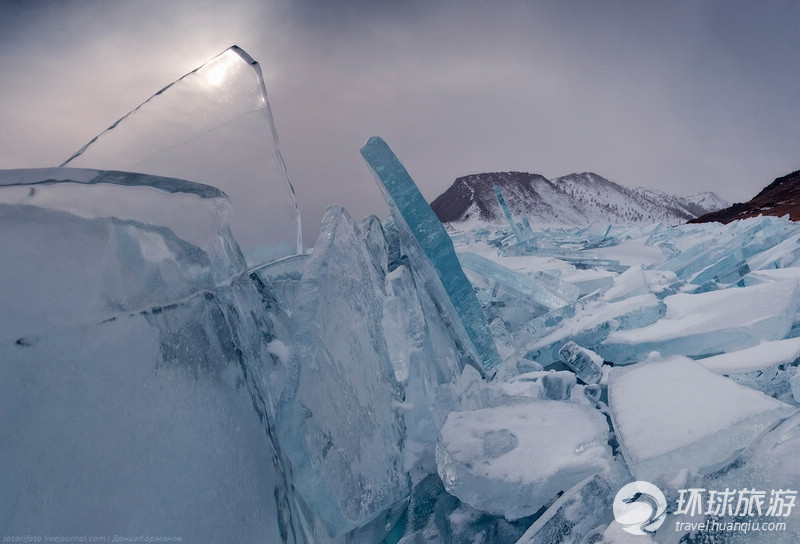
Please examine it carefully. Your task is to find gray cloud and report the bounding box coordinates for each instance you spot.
[1,1,799,243]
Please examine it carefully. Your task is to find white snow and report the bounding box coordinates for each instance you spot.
[698,337,800,375]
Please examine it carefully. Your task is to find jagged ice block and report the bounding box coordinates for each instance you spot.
[273,205,408,536]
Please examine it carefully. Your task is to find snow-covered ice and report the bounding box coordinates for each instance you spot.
[436,401,612,520]
[603,280,800,362]
[608,356,795,482]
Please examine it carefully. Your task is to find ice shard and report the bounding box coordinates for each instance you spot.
[360,137,502,373]
[524,294,667,365]
[558,341,603,384]
[458,251,577,310]
[494,185,531,241]
[273,205,408,536]
[61,46,302,266]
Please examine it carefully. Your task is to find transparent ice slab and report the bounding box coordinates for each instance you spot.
[494,185,532,242]
[0,168,244,342]
[61,46,302,265]
[459,252,578,310]
[608,356,796,482]
[514,475,614,544]
[360,137,502,374]
[558,341,603,384]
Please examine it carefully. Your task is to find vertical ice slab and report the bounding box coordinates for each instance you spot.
[360,137,502,373]
[61,46,302,265]
[494,185,530,241]
[274,205,408,537]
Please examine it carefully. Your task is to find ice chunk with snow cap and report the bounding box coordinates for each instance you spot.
[360,137,501,373]
[608,356,796,481]
[436,401,612,519]
[603,264,679,301]
[603,280,800,362]
[699,337,800,375]
[524,294,666,365]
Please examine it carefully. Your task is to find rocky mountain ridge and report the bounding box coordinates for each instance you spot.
[430,171,727,226]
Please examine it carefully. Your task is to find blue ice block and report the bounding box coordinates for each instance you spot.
[360,137,502,373]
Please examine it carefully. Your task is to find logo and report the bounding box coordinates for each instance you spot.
[614,481,668,535]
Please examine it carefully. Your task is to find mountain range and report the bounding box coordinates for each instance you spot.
[430,171,728,227]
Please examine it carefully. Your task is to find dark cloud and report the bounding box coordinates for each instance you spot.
[1,1,799,243]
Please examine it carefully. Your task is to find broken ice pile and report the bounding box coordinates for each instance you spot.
[8,46,800,543]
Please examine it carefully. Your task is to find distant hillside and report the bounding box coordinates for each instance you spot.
[690,169,800,224]
[430,171,727,226]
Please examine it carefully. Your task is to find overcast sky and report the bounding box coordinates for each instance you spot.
[1,0,799,242]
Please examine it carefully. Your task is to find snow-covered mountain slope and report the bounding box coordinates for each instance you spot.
[430,171,727,226]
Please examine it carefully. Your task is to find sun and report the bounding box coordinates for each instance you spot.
[201,49,239,87]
